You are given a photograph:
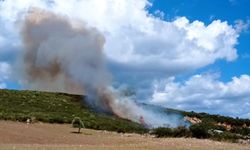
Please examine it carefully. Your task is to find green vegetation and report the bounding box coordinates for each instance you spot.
[151,126,191,138]
[0,89,249,143]
[180,110,250,142]
[181,110,250,126]
[150,108,250,142]
[0,89,147,133]
[72,117,85,133]
[189,123,211,139]
[152,122,249,143]
[231,126,250,136]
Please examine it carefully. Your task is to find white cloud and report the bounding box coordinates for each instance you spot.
[0,0,249,117]
[151,74,250,118]
[234,19,250,33]
[0,0,239,74]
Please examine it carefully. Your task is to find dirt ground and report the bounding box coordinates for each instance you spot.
[0,121,249,150]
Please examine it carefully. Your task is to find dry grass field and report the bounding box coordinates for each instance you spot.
[0,121,249,150]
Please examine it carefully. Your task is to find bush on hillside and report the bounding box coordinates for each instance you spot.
[231,126,250,136]
[151,126,191,138]
[0,89,148,134]
[72,117,85,133]
[211,131,239,143]
[189,123,210,139]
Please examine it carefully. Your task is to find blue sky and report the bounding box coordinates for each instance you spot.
[0,0,250,118]
[150,0,250,82]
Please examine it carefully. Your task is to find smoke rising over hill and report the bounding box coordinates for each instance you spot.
[15,8,186,128]
[1,0,249,119]
[19,8,108,95]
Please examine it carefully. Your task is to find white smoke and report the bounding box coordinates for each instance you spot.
[14,8,186,128]
[0,0,248,120]
[17,9,106,95]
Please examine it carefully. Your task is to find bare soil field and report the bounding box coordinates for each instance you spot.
[0,121,249,150]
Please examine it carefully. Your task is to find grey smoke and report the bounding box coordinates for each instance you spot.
[19,8,110,95]
[15,8,187,128]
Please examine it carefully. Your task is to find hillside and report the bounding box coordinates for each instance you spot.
[0,89,147,133]
[0,89,250,143]
[181,110,250,128]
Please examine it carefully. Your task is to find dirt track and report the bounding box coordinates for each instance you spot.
[0,121,249,150]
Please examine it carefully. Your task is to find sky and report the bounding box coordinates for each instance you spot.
[150,0,250,81]
[0,0,250,118]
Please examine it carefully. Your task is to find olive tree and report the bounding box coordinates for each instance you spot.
[72,117,85,133]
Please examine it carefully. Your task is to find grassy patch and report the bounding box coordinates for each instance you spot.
[0,89,147,133]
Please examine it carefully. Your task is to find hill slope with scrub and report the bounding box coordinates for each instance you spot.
[0,89,249,143]
[0,89,147,133]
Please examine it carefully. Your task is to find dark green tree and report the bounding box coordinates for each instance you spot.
[72,117,85,133]
[189,123,210,139]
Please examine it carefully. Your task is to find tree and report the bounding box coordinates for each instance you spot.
[189,123,210,139]
[72,117,85,133]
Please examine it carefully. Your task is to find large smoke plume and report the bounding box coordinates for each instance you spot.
[20,9,108,94]
[16,8,186,128]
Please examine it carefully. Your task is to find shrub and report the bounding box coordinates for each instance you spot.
[173,126,192,137]
[189,123,210,139]
[231,126,250,136]
[151,127,173,138]
[151,126,191,138]
[72,117,85,133]
[212,131,239,142]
